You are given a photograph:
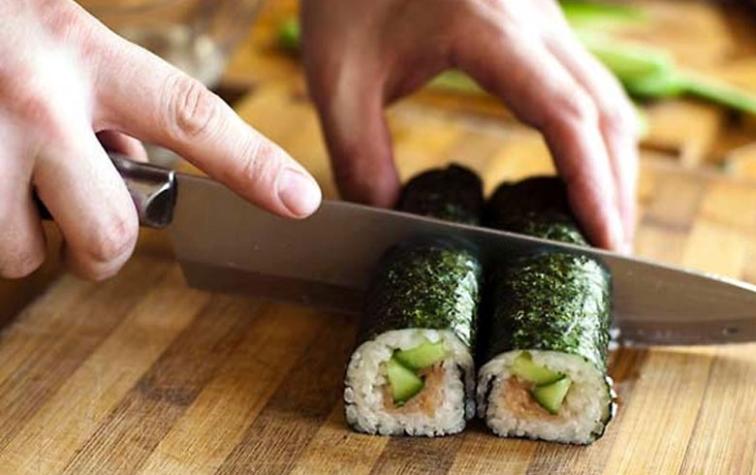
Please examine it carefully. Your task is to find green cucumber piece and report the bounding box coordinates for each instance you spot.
[531,377,572,414]
[394,340,447,371]
[386,357,424,404]
[511,352,563,385]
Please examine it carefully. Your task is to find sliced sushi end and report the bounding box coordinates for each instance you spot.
[511,352,563,385]
[386,357,424,404]
[393,340,447,371]
[531,376,572,414]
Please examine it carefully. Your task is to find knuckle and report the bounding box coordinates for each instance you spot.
[38,1,114,56]
[37,1,88,40]
[13,91,64,138]
[238,139,282,186]
[601,103,638,137]
[84,212,138,265]
[162,74,221,142]
[547,90,598,128]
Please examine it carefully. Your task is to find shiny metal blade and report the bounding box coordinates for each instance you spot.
[169,174,756,346]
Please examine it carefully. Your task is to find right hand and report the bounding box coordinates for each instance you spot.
[0,0,321,281]
[301,0,639,252]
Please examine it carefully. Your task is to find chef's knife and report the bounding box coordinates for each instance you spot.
[38,155,756,346]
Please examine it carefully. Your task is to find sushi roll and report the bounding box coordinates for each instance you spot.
[477,177,616,445]
[396,163,484,226]
[345,165,483,436]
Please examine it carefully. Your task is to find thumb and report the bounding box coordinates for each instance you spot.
[308,67,400,208]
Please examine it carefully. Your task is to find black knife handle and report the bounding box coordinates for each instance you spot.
[34,153,178,229]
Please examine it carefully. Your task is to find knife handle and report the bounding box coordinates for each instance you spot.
[34,154,177,229]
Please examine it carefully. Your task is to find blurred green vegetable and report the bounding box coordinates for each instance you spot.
[561,0,645,29]
[577,32,674,84]
[682,75,756,115]
[276,17,486,97]
[428,70,482,94]
[581,32,756,115]
[276,2,756,117]
[278,17,300,53]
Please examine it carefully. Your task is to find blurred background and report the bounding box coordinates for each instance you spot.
[76,0,756,181]
[79,0,263,86]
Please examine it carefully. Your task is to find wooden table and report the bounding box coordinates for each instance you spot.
[0,1,754,473]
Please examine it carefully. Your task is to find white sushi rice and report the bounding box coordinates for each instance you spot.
[477,350,615,445]
[345,329,475,436]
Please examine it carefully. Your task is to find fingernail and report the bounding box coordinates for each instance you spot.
[277,168,322,217]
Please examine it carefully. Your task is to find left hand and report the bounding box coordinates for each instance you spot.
[300,0,639,252]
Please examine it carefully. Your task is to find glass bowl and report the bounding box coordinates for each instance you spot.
[78,0,264,86]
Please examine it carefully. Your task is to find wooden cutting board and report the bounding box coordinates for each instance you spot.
[0,80,753,474]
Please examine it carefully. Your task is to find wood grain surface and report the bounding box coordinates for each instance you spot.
[0,1,754,474]
[0,79,753,474]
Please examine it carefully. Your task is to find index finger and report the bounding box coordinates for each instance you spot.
[95,36,321,219]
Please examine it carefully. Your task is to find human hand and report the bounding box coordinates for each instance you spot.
[0,0,321,280]
[300,0,638,252]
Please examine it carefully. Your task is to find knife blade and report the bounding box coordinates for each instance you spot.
[34,155,754,346]
[168,173,756,346]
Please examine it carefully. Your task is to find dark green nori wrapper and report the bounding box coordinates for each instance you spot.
[358,165,484,346]
[483,176,612,372]
[361,240,482,347]
[397,164,484,225]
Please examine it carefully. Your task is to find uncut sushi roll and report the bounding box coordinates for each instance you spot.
[477,177,616,445]
[345,165,483,436]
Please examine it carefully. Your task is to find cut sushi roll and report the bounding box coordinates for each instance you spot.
[345,165,483,436]
[478,349,614,444]
[478,177,616,445]
[345,326,476,436]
